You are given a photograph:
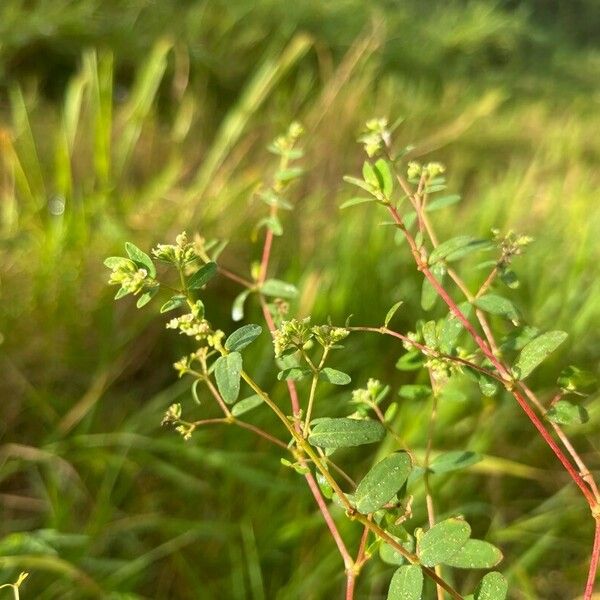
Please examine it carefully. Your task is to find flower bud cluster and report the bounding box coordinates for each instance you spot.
[407,161,446,181]
[273,318,350,357]
[108,259,151,295]
[359,118,391,157]
[152,231,198,265]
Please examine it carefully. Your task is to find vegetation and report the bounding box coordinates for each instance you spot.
[1,1,599,598]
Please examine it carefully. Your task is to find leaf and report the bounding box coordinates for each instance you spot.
[416,518,471,567]
[387,565,423,600]
[421,263,445,311]
[396,350,424,371]
[429,236,491,265]
[256,215,283,236]
[231,395,263,417]
[380,532,414,565]
[500,268,519,289]
[136,287,158,308]
[340,197,374,209]
[398,385,431,401]
[125,242,156,277]
[308,418,385,448]
[385,301,403,327]
[426,194,461,211]
[355,452,412,514]
[318,368,351,385]
[429,451,482,474]
[191,379,202,405]
[362,161,379,187]
[513,331,568,380]
[546,400,589,425]
[443,539,503,569]
[557,366,597,395]
[261,279,298,299]
[278,367,311,381]
[276,167,304,182]
[232,289,251,322]
[438,302,472,353]
[160,295,187,313]
[225,324,263,352]
[473,294,519,324]
[374,158,393,196]
[104,256,133,269]
[474,572,508,600]
[214,352,243,404]
[187,262,217,289]
[343,175,374,194]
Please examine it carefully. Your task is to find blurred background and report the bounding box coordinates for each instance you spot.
[0,1,599,598]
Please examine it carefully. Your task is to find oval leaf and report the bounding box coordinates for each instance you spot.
[160,295,187,313]
[387,565,423,600]
[473,294,520,324]
[318,368,351,385]
[429,236,491,264]
[429,451,482,474]
[125,242,156,277]
[261,279,298,299]
[443,539,503,569]
[231,395,263,417]
[421,263,445,311]
[384,301,403,327]
[225,324,263,352]
[187,262,217,289]
[546,400,589,425]
[278,367,311,381]
[214,352,242,404]
[308,418,385,448]
[513,330,568,380]
[232,289,251,322]
[416,518,471,567]
[475,572,508,600]
[355,452,412,514]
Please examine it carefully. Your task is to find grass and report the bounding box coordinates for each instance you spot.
[1,2,599,598]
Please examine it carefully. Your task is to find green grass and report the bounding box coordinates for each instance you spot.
[1,2,599,598]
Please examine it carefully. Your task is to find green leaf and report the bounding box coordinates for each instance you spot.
[398,385,431,401]
[380,533,414,565]
[187,262,217,289]
[136,287,158,308]
[362,161,379,187]
[416,518,471,567]
[443,539,503,569]
[557,366,597,395]
[104,256,133,269]
[256,215,283,236]
[232,289,251,322]
[355,452,412,514]
[125,242,156,277]
[546,400,589,425]
[429,236,491,265]
[473,294,520,324]
[374,158,393,196]
[214,352,243,404]
[318,368,351,385]
[474,572,508,600]
[421,263,445,311]
[438,302,472,353]
[429,451,482,474]
[500,268,519,289]
[308,418,385,448]
[277,367,311,381]
[160,295,187,313]
[225,324,263,352]
[426,194,461,211]
[114,286,130,300]
[387,565,423,600]
[343,175,375,194]
[191,379,202,405]
[276,166,304,182]
[231,395,263,417]
[340,197,374,209]
[385,301,403,327]
[396,350,424,371]
[261,279,298,299]
[513,331,568,380]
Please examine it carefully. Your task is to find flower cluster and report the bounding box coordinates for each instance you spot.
[269,122,305,157]
[107,257,155,297]
[407,161,446,181]
[273,318,350,357]
[311,324,350,348]
[358,118,391,157]
[152,231,198,265]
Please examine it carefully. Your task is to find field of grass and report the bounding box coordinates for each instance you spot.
[1,1,599,598]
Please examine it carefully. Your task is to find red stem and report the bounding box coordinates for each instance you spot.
[584,519,600,600]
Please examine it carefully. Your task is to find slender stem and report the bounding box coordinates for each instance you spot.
[218,266,253,288]
[304,347,329,436]
[584,519,600,600]
[190,417,288,450]
[204,376,233,418]
[476,265,499,298]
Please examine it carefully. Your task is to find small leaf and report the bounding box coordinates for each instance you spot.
[387,565,423,600]
[416,518,471,567]
[396,350,424,371]
[104,256,132,269]
[125,242,156,277]
[232,289,251,322]
[513,331,568,380]
[374,158,393,197]
[429,236,492,265]
[438,302,472,353]
[278,367,311,381]
[474,572,508,600]
[362,161,379,187]
[214,352,243,404]
[500,268,519,289]
[426,194,461,211]
[473,294,520,324]
[421,263,445,311]
[444,539,503,569]
[385,301,403,327]
[343,175,374,194]
[276,166,304,182]
[231,395,263,417]
[341,197,374,209]
[429,451,482,474]
[160,295,187,313]
[398,385,431,401]
[187,262,217,289]
[546,400,589,425]
[136,287,158,308]
[557,366,597,395]
[380,533,414,565]
[225,324,263,352]
[318,368,351,385]
[308,418,385,448]
[256,215,283,236]
[114,286,129,299]
[261,279,298,299]
[191,379,202,405]
[355,452,412,514]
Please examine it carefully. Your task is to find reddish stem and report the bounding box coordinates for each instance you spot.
[584,519,600,600]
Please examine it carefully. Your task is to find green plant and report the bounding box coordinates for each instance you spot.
[105,120,599,598]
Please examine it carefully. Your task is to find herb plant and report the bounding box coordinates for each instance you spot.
[105,121,599,599]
